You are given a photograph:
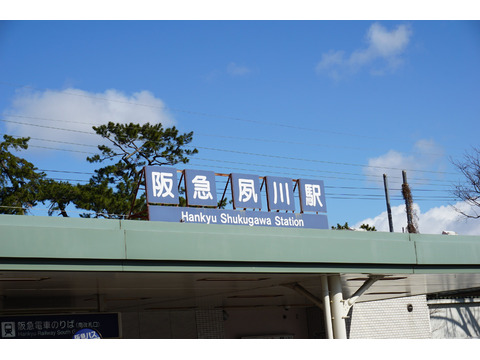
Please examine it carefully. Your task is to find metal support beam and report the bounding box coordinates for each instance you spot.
[346,275,384,308]
[283,280,333,339]
[285,283,324,310]
[328,274,347,339]
[323,274,385,339]
[321,276,334,339]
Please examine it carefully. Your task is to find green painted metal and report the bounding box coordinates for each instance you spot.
[0,260,124,272]
[0,215,125,260]
[412,233,480,265]
[123,220,414,264]
[1,215,480,274]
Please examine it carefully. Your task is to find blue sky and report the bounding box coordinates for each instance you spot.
[1,20,479,234]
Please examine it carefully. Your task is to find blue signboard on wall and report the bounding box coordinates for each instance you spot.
[298,179,327,213]
[184,169,217,207]
[149,206,328,229]
[145,166,179,205]
[0,313,119,339]
[265,176,296,212]
[142,166,329,230]
[73,328,102,339]
[230,173,262,210]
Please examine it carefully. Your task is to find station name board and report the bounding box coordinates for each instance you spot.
[0,313,119,339]
[144,166,328,229]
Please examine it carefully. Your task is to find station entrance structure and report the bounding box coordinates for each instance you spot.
[1,214,480,339]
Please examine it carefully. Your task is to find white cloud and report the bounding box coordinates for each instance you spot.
[364,139,445,187]
[315,50,345,80]
[365,22,412,59]
[227,62,251,76]
[355,201,480,235]
[316,22,412,78]
[3,88,175,152]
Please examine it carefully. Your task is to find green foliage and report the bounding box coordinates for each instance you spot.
[331,222,351,230]
[75,122,198,218]
[0,123,198,218]
[37,179,80,217]
[331,222,376,231]
[0,135,45,215]
[359,223,377,231]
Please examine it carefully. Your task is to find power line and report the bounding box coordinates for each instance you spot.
[192,156,455,185]
[28,165,456,199]
[1,120,457,178]
[2,113,97,127]
[191,145,458,176]
[0,133,98,148]
[2,137,456,191]
[195,132,446,157]
[39,169,94,175]
[190,158,454,188]
[1,131,420,182]
[0,81,412,143]
[29,144,95,154]
[0,118,94,134]
[2,112,447,158]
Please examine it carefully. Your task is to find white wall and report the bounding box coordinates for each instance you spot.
[429,299,480,339]
[348,295,431,339]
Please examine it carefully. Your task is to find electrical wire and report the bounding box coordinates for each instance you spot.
[0,118,94,134]
[0,82,465,215]
[0,116,459,177]
[3,129,458,191]
[0,81,424,144]
[0,113,459,204]
[189,145,457,175]
[1,112,447,158]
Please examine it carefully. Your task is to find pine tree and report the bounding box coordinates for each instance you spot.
[75,122,198,218]
[0,135,45,215]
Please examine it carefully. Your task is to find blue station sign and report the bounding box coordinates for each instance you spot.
[184,169,218,207]
[0,313,119,339]
[230,173,262,210]
[143,166,328,230]
[265,176,296,212]
[149,206,328,229]
[145,166,179,205]
[298,178,327,213]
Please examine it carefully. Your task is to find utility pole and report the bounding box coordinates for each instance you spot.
[383,174,394,232]
[402,170,417,233]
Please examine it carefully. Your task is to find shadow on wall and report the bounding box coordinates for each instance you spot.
[430,302,480,339]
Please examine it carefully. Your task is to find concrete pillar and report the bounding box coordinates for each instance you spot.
[328,274,347,339]
[321,276,334,339]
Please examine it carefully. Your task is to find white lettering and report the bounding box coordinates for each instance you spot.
[305,184,322,207]
[181,211,217,224]
[192,175,213,200]
[184,211,309,228]
[272,180,290,206]
[238,178,258,204]
[275,216,305,227]
[220,213,271,227]
[152,172,174,198]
